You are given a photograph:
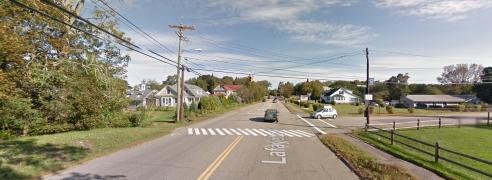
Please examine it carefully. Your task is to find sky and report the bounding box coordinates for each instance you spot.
[84,0,492,88]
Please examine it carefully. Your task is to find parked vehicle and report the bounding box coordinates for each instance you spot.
[273,98,278,103]
[264,109,278,122]
[310,106,338,119]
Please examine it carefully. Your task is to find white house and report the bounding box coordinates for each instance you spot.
[320,88,361,104]
[155,84,208,106]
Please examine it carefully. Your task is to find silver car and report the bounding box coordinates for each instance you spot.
[310,107,338,119]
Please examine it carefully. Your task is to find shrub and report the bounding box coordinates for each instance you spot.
[331,101,336,106]
[313,103,324,111]
[394,103,406,108]
[304,103,310,108]
[458,105,466,112]
[369,106,375,114]
[128,111,147,127]
[408,108,415,113]
[385,106,394,114]
[358,107,364,114]
[375,99,385,107]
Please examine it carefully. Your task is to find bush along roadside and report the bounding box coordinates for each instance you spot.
[319,134,416,180]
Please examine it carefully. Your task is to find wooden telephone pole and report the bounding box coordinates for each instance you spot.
[169,24,194,122]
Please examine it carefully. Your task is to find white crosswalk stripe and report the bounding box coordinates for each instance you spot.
[201,128,208,135]
[222,128,233,135]
[215,128,225,136]
[293,130,315,137]
[282,130,302,137]
[252,129,267,136]
[186,128,314,138]
[229,128,242,135]
[207,128,216,136]
[244,129,258,136]
[287,130,310,137]
[237,128,250,136]
[258,129,272,136]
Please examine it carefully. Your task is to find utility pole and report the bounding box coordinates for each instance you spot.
[365,48,370,126]
[169,24,194,122]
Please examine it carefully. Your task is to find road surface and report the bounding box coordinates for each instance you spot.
[45,101,358,180]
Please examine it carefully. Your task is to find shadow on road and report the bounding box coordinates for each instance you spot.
[0,139,89,180]
[59,172,126,180]
[249,117,270,123]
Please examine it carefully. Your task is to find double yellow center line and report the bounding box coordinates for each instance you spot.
[197,136,243,180]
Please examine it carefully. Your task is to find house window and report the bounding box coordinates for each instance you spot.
[339,91,344,95]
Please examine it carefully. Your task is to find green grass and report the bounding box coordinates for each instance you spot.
[319,135,415,180]
[356,125,492,179]
[0,104,248,179]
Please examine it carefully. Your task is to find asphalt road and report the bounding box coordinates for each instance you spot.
[45,102,358,180]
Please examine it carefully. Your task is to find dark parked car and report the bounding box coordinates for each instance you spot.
[264,109,278,122]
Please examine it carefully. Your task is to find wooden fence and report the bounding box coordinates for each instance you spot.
[366,118,492,178]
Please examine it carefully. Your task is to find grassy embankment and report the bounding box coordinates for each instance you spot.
[0,103,247,179]
[319,135,415,180]
[357,125,492,179]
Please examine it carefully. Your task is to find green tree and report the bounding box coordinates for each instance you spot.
[278,82,294,98]
[0,1,131,135]
[386,73,410,100]
[475,67,492,103]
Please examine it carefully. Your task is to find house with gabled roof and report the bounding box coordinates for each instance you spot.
[320,88,361,104]
[155,84,208,106]
[213,85,242,98]
[400,95,481,108]
[126,89,158,109]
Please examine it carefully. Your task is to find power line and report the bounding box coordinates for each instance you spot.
[255,52,363,75]
[190,68,364,81]
[10,0,180,69]
[184,57,365,78]
[91,0,175,55]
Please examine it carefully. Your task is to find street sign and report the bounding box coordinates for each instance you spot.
[365,94,373,101]
[369,78,375,85]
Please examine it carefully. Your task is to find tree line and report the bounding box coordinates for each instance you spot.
[1,1,135,136]
[276,64,492,104]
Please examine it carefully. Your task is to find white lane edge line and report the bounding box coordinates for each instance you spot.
[188,128,193,135]
[252,129,267,136]
[244,129,258,136]
[237,128,250,136]
[296,115,327,135]
[318,119,337,128]
[222,128,233,135]
[201,128,208,135]
[207,128,216,136]
[215,128,225,135]
[194,128,201,135]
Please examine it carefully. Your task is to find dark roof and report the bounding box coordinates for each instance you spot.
[323,88,340,96]
[127,89,155,101]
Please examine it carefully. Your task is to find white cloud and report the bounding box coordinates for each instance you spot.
[205,0,374,46]
[373,0,492,21]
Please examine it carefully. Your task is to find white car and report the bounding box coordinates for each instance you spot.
[310,106,338,119]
